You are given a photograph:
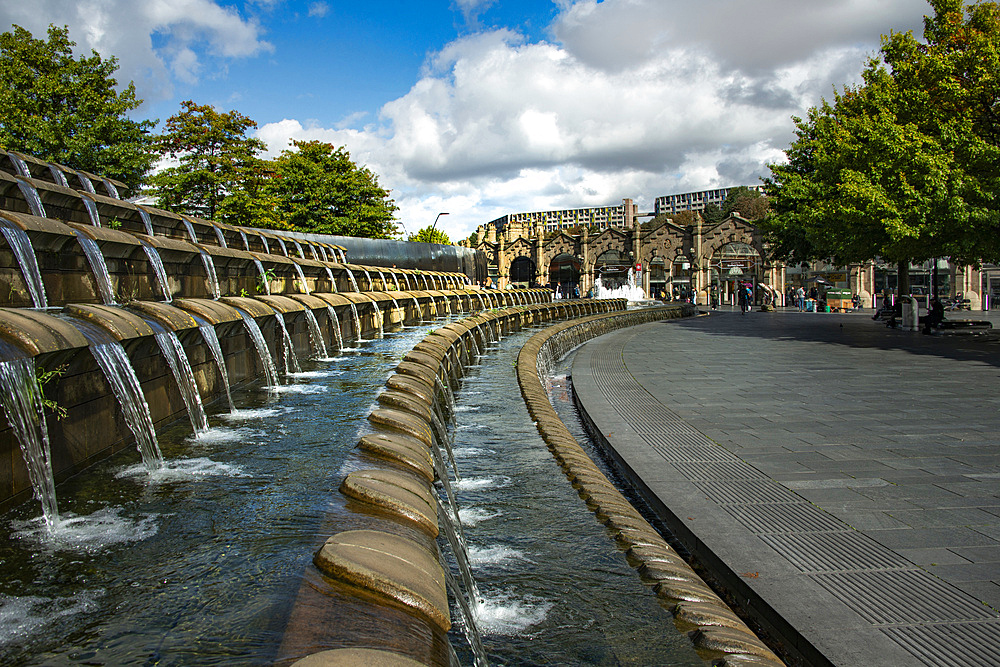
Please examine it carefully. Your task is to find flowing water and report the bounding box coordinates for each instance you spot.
[445,329,706,666]
[0,219,47,308]
[142,241,172,302]
[0,323,450,665]
[0,313,705,666]
[75,233,116,305]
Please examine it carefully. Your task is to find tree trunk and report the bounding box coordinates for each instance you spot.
[897,260,910,296]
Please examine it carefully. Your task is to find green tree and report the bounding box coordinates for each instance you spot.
[0,24,155,190]
[763,0,1000,270]
[408,226,451,244]
[148,101,266,221]
[721,187,768,221]
[267,140,398,238]
[702,203,725,225]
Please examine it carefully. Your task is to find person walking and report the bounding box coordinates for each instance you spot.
[738,283,751,314]
[795,286,805,311]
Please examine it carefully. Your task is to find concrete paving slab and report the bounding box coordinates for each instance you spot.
[571,308,1000,666]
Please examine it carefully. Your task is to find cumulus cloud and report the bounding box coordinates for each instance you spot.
[0,0,272,102]
[308,2,330,19]
[255,0,930,240]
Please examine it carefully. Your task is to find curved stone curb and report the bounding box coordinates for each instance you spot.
[307,298,628,664]
[514,306,785,667]
[291,648,426,667]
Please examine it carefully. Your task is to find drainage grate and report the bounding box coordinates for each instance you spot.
[759,531,913,573]
[810,570,1000,625]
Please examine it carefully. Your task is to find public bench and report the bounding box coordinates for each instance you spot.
[936,319,993,334]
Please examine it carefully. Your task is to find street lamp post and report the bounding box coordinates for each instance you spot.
[430,212,450,241]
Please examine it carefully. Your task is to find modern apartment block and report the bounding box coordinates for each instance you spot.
[653,186,763,215]
[485,199,638,234]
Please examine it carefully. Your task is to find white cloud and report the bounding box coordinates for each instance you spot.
[256,0,930,242]
[308,2,330,19]
[0,0,272,103]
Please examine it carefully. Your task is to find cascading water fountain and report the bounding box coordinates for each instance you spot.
[344,267,360,292]
[323,266,337,292]
[370,301,384,338]
[240,230,250,251]
[138,208,155,236]
[253,258,271,296]
[0,350,59,531]
[347,302,362,341]
[141,241,172,302]
[276,238,288,257]
[81,196,101,228]
[15,177,46,218]
[593,267,647,301]
[76,172,97,194]
[68,318,163,471]
[0,218,47,308]
[199,324,234,412]
[292,263,311,294]
[182,219,199,243]
[9,153,31,177]
[100,178,120,199]
[238,311,279,388]
[274,313,302,374]
[48,165,69,188]
[292,240,304,258]
[152,329,209,437]
[75,232,116,305]
[362,269,374,291]
[303,309,329,359]
[325,305,345,352]
[199,251,221,299]
[259,235,270,255]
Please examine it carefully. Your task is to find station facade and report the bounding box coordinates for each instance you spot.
[465,208,997,309]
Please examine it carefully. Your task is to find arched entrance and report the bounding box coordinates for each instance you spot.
[509,256,536,288]
[548,253,582,298]
[670,256,694,301]
[594,250,631,291]
[649,257,667,300]
[711,242,761,305]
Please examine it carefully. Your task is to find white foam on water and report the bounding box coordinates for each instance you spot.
[473,592,551,636]
[467,544,527,566]
[188,426,245,444]
[222,406,292,421]
[286,370,339,379]
[116,457,248,482]
[12,507,158,553]
[267,384,328,395]
[453,447,495,458]
[457,507,500,526]
[457,423,489,431]
[0,591,102,646]
[454,405,480,413]
[313,357,345,363]
[455,476,510,491]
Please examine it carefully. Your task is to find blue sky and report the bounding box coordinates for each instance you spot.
[2,0,928,242]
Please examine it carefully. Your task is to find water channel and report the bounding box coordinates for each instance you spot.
[0,314,704,665]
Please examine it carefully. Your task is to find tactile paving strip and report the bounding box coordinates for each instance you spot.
[759,532,913,573]
[720,502,848,534]
[882,622,1000,667]
[583,328,1000,664]
[810,570,999,625]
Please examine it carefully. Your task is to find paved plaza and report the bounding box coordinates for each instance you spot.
[572,306,1000,666]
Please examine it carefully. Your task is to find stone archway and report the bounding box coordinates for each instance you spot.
[548,253,581,297]
[711,242,761,305]
[594,249,631,291]
[509,256,536,288]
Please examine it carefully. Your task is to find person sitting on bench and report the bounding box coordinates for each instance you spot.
[923,297,945,334]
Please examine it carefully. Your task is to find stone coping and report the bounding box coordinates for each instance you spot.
[514,305,784,666]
